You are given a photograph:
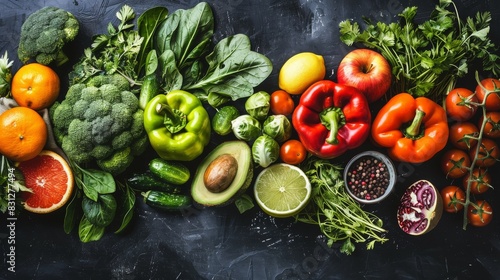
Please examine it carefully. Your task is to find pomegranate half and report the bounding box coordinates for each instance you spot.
[397,180,443,235]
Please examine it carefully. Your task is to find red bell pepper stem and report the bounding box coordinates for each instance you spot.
[405,108,425,139]
[320,107,345,144]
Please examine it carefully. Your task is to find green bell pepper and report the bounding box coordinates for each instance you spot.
[144,90,211,161]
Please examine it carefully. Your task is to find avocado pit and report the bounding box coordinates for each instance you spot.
[203,154,238,193]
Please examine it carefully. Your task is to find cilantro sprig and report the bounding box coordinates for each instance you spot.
[68,5,143,88]
[339,0,500,101]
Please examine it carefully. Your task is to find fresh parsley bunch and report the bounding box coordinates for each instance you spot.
[339,0,500,100]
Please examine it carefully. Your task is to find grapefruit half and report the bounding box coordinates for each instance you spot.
[16,150,74,214]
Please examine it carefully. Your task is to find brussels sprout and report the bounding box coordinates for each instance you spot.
[245,91,270,120]
[252,134,280,168]
[263,115,292,143]
[231,114,262,142]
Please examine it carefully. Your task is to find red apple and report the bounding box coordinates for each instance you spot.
[337,49,392,103]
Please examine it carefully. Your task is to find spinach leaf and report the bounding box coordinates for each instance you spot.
[159,49,183,90]
[82,194,117,227]
[114,182,136,234]
[137,6,169,76]
[234,194,254,214]
[79,216,105,243]
[186,34,273,100]
[157,2,214,70]
[82,168,116,201]
[63,189,80,234]
[145,49,159,76]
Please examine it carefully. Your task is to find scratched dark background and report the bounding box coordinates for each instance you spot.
[1,0,500,279]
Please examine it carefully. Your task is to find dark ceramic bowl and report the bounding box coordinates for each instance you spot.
[343,151,396,204]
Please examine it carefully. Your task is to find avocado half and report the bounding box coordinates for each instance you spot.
[191,140,253,207]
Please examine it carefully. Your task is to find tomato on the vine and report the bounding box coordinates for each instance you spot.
[470,138,499,168]
[270,90,295,116]
[440,185,465,213]
[475,78,500,111]
[463,168,491,194]
[479,111,500,139]
[440,149,471,179]
[448,122,479,150]
[467,200,493,227]
[445,88,478,121]
[280,139,307,165]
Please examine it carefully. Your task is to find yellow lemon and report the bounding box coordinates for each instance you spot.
[278,52,326,95]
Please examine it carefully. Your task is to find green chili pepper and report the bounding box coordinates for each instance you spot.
[143,90,211,161]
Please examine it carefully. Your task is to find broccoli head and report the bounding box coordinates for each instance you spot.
[50,74,148,175]
[18,6,79,66]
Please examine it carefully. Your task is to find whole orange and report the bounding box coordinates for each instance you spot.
[0,106,47,162]
[11,63,60,110]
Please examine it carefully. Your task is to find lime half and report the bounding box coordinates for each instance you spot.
[254,163,311,218]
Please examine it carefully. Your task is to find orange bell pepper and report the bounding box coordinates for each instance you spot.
[371,93,449,163]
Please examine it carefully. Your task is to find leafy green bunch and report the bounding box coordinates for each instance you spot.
[69,5,143,88]
[295,159,388,255]
[339,0,500,100]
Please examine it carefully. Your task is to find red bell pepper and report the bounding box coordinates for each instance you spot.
[292,80,371,159]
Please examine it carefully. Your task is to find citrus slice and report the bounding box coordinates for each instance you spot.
[15,150,74,214]
[254,163,311,218]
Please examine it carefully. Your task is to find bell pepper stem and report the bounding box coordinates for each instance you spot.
[156,103,187,134]
[320,107,345,145]
[405,109,426,138]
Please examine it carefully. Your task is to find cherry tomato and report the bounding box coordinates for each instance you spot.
[463,168,491,195]
[467,200,493,227]
[448,122,479,150]
[479,111,500,139]
[475,78,500,111]
[445,88,478,121]
[280,139,307,165]
[470,138,499,168]
[270,90,295,116]
[440,185,465,213]
[440,149,471,179]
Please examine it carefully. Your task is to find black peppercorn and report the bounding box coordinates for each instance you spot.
[346,156,390,201]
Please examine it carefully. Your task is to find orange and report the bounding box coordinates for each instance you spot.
[0,106,47,162]
[16,150,74,214]
[11,63,60,110]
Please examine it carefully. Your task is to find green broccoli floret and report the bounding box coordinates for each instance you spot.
[90,145,113,160]
[50,74,148,175]
[65,83,87,105]
[51,102,74,133]
[67,119,93,149]
[112,131,133,150]
[97,147,134,175]
[61,136,91,164]
[87,74,130,92]
[72,100,90,120]
[130,110,145,139]
[18,6,79,66]
[84,100,112,119]
[130,136,149,156]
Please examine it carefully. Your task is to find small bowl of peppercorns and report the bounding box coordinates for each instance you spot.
[343,150,396,204]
